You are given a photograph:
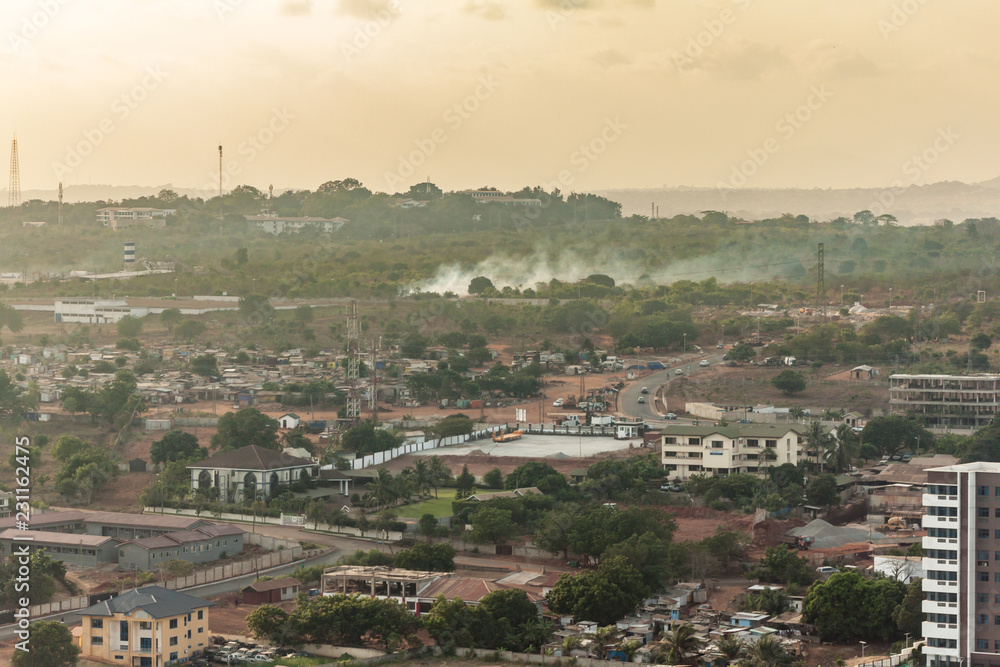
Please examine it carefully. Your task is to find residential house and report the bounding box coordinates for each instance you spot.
[0,529,119,567]
[96,207,176,230]
[245,214,348,234]
[278,412,300,429]
[659,424,807,480]
[186,445,318,502]
[77,585,213,666]
[117,524,245,570]
[241,577,302,605]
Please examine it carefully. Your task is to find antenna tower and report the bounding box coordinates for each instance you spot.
[8,136,20,208]
[367,337,381,424]
[816,243,825,319]
[58,182,63,224]
[217,144,223,219]
[346,301,361,422]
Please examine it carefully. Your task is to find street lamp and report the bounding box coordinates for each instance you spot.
[683,333,687,355]
[841,285,845,306]
[860,641,867,660]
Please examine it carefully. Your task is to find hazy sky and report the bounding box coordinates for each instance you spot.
[3,0,998,194]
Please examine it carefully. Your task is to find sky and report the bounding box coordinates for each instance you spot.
[2,0,998,195]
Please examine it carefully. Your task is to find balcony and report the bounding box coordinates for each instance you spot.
[922,621,959,640]
[923,515,959,530]
[924,578,959,594]
[924,493,959,509]
[922,599,958,614]
[923,536,959,550]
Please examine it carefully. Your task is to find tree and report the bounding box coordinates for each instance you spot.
[116,315,143,338]
[150,430,205,464]
[806,474,840,506]
[341,422,400,456]
[395,542,456,571]
[972,332,992,351]
[52,435,90,462]
[825,424,860,473]
[771,370,806,395]
[545,556,647,626]
[727,343,756,363]
[428,456,451,498]
[482,468,504,489]
[478,588,539,634]
[505,461,562,490]
[862,415,932,459]
[160,308,182,331]
[807,421,833,472]
[189,353,218,378]
[470,506,517,545]
[716,636,744,663]
[0,302,24,333]
[748,545,814,585]
[739,634,794,667]
[468,276,495,295]
[433,413,475,437]
[246,605,291,645]
[661,624,702,666]
[365,468,398,509]
[174,319,206,342]
[10,619,79,667]
[803,571,906,642]
[455,464,476,499]
[96,370,144,426]
[306,499,327,530]
[210,408,279,451]
[892,578,923,639]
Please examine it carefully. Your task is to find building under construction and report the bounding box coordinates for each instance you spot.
[889,373,1000,433]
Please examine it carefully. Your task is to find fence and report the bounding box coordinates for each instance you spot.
[172,417,220,427]
[346,427,501,470]
[142,506,404,541]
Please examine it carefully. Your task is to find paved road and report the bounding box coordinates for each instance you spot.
[618,352,727,424]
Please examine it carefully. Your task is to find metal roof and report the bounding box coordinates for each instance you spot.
[78,585,214,619]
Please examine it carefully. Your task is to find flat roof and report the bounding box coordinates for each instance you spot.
[323,565,442,581]
[0,529,117,547]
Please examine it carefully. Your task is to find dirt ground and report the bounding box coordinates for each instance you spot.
[663,363,889,414]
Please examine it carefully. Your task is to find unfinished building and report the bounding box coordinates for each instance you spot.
[888,374,1000,433]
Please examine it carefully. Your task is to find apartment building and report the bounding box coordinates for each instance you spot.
[890,374,1000,433]
[96,207,176,231]
[77,585,213,666]
[659,424,807,480]
[244,214,348,234]
[922,461,1000,667]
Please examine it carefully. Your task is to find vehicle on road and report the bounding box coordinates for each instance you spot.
[637,396,645,404]
[664,413,677,419]
[641,387,649,394]
[675,369,683,375]
[699,360,710,367]
[716,343,724,348]
[553,398,563,407]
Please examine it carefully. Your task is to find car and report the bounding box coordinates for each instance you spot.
[553,398,564,407]
[699,360,710,367]
[641,387,649,394]
[816,566,837,574]
[716,343,724,349]
[675,369,683,375]
[637,396,645,404]
[664,412,677,419]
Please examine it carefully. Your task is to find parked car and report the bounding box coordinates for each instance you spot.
[641,387,649,394]
[553,398,564,407]
[716,343,724,349]
[699,360,710,367]
[637,396,645,404]
[664,412,677,419]
[675,368,683,375]
[816,566,837,575]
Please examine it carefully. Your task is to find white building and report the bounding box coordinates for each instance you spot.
[54,299,150,324]
[96,207,176,231]
[245,214,348,234]
[890,374,1000,433]
[872,555,925,584]
[659,424,807,480]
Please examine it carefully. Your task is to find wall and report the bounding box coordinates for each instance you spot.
[345,428,500,470]
[143,506,404,541]
[172,417,220,427]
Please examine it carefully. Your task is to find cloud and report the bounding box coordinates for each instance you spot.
[338,0,396,18]
[465,0,506,20]
[677,40,790,80]
[591,47,630,68]
[280,0,313,16]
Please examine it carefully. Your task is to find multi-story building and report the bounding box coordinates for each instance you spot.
[658,424,807,480]
[890,374,1000,433]
[187,445,318,502]
[922,461,1000,667]
[244,214,348,234]
[77,585,213,666]
[96,207,176,231]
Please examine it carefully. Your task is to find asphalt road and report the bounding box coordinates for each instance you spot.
[618,351,727,424]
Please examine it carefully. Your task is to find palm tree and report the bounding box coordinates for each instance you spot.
[661,624,702,665]
[428,456,450,498]
[327,507,349,533]
[620,639,643,662]
[412,458,432,498]
[825,424,860,473]
[716,636,745,663]
[365,467,397,509]
[586,625,619,660]
[562,635,581,656]
[760,446,777,471]
[521,617,555,652]
[806,421,833,473]
[739,635,793,667]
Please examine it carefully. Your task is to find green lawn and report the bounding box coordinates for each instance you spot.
[395,495,456,518]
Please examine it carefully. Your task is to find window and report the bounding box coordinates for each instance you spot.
[995,507,1000,518]
[140,638,151,652]
[197,610,203,620]
[979,593,990,603]
[91,619,103,628]
[979,572,990,582]
[929,527,958,538]
[169,619,177,629]
[980,486,990,495]
[169,653,178,662]
[139,621,151,630]
[979,507,990,518]
[994,615,1000,625]
[120,621,128,641]
[91,636,103,645]
[198,627,203,634]
[931,506,959,517]
[979,550,989,560]
[689,438,701,445]
[994,573,1000,583]
[979,614,989,625]
[981,529,991,539]
[169,636,178,646]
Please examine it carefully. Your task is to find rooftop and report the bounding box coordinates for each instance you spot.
[244,576,302,593]
[187,445,315,471]
[659,424,806,439]
[78,585,213,619]
[0,529,116,547]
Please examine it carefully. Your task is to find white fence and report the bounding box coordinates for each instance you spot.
[345,427,501,470]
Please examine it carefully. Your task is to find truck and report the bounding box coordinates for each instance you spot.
[886,516,907,531]
[591,415,614,426]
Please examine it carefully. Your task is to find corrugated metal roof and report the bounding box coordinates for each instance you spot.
[78,585,214,619]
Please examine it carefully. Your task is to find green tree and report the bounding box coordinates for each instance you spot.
[470,506,517,545]
[727,343,757,363]
[10,619,79,667]
[433,413,476,437]
[892,578,923,639]
[364,468,398,508]
[52,435,90,462]
[189,353,218,378]
[150,430,205,464]
[771,370,806,395]
[825,424,860,473]
[305,499,327,530]
[341,422,400,456]
[210,408,279,451]
[395,542,456,571]
[468,276,495,295]
[862,415,932,459]
[160,307,182,331]
[482,467,504,489]
[803,571,906,642]
[806,473,840,506]
[455,464,476,499]
[174,319,207,342]
[748,545,814,585]
[972,332,992,351]
[661,624,702,666]
[0,303,24,333]
[739,634,794,667]
[546,556,647,626]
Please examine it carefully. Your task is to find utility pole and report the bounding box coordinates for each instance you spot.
[218,144,223,220]
[346,302,361,423]
[816,242,825,320]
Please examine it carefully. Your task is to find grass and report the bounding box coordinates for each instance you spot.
[395,495,456,519]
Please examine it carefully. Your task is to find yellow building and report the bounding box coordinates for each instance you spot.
[77,585,213,667]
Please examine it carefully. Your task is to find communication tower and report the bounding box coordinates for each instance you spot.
[58,182,63,224]
[8,136,20,208]
[346,301,361,422]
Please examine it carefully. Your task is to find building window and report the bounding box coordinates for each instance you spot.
[979,614,989,625]
[979,572,990,582]
[979,550,990,560]
[980,486,990,496]
[91,619,103,628]
[198,627,203,634]
[198,610,203,620]
[91,636,103,645]
[978,640,989,650]
[981,529,991,539]
[120,621,128,641]
[979,507,990,518]
[140,638,151,652]
[139,621,151,630]
[170,636,178,646]
[169,619,177,629]
[980,593,990,603]
[170,652,178,661]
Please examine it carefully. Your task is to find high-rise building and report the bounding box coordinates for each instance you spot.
[923,462,1000,667]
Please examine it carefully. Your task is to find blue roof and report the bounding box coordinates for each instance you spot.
[78,585,213,619]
